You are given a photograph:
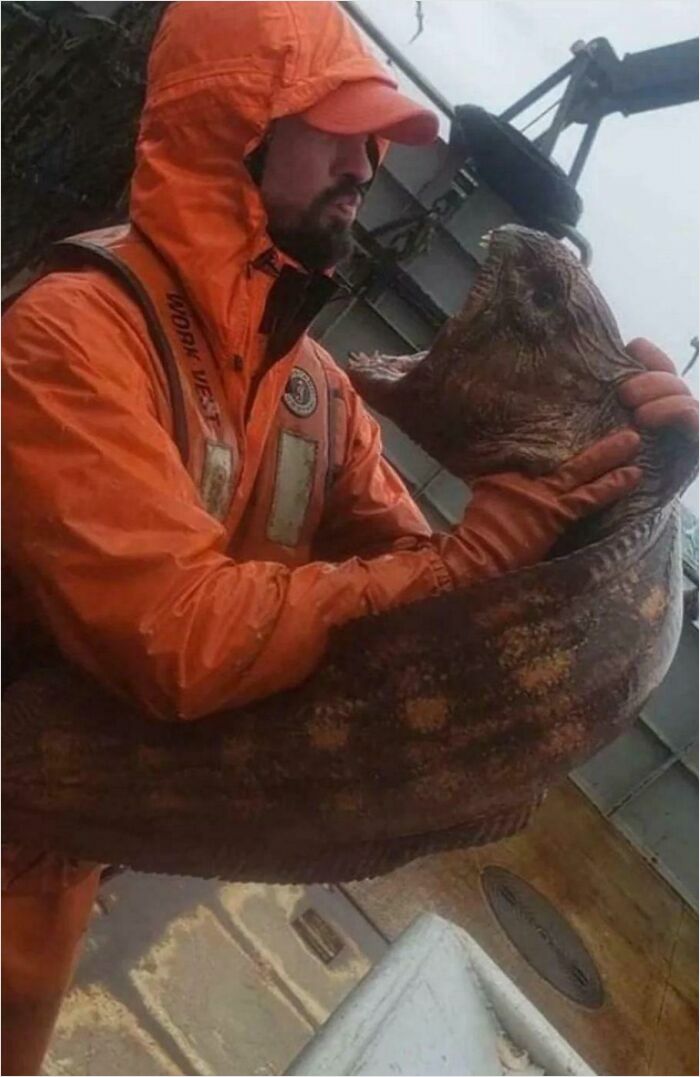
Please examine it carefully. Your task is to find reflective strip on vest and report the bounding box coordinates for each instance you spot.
[201,440,236,521]
[267,431,318,547]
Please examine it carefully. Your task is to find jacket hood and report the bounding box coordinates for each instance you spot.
[130,1,395,357]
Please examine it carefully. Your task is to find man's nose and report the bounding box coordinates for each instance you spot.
[334,135,374,188]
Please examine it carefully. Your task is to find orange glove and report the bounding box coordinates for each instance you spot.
[432,428,642,585]
[618,338,699,442]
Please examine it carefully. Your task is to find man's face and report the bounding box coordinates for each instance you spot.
[259,116,375,272]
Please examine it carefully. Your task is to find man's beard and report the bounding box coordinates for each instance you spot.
[268,181,361,272]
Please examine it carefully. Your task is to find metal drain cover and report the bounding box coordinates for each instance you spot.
[481,866,604,1008]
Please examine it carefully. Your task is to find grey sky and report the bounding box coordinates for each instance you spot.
[357,0,699,508]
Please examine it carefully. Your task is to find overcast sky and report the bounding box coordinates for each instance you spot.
[356,0,699,509]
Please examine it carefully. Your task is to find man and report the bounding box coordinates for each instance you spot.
[2,3,697,1073]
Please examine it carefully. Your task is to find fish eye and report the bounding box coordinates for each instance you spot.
[531,288,556,309]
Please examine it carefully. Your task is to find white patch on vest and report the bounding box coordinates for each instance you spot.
[200,440,234,521]
[267,431,318,547]
[283,367,318,418]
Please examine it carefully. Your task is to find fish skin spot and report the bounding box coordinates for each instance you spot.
[640,585,667,622]
[499,624,548,670]
[543,719,586,758]
[404,696,449,732]
[309,710,350,751]
[528,693,575,724]
[515,650,572,693]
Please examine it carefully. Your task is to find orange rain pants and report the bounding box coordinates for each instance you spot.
[2,868,102,1075]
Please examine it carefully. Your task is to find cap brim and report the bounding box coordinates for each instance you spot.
[304,79,439,146]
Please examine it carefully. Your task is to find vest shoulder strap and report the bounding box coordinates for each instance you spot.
[51,230,190,468]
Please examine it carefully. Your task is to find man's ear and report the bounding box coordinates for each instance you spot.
[366,135,381,176]
[370,135,390,172]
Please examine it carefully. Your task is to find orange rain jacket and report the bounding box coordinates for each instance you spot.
[3,1,451,722]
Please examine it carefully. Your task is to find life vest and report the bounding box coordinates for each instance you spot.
[47,224,347,568]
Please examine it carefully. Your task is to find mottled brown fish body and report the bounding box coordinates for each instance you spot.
[3,226,695,882]
[3,503,683,882]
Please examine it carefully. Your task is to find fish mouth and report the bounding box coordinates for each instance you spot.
[347,227,518,390]
[460,223,525,318]
[347,347,428,411]
[347,225,581,416]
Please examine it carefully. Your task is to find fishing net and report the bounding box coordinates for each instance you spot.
[2,1,165,285]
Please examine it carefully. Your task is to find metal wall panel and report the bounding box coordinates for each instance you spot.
[683,741,699,777]
[382,141,453,202]
[573,619,698,906]
[574,724,671,815]
[641,620,698,753]
[615,763,699,907]
[394,232,479,319]
[375,415,440,494]
[418,469,470,527]
[358,169,417,232]
[319,302,411,364]
[450,187,526,261]
[372,291,437,351]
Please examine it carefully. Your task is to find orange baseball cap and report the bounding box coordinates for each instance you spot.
[304,78,440,145]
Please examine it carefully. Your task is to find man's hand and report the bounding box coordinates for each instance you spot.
[433,429,642,585]
[618,338,699,442]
